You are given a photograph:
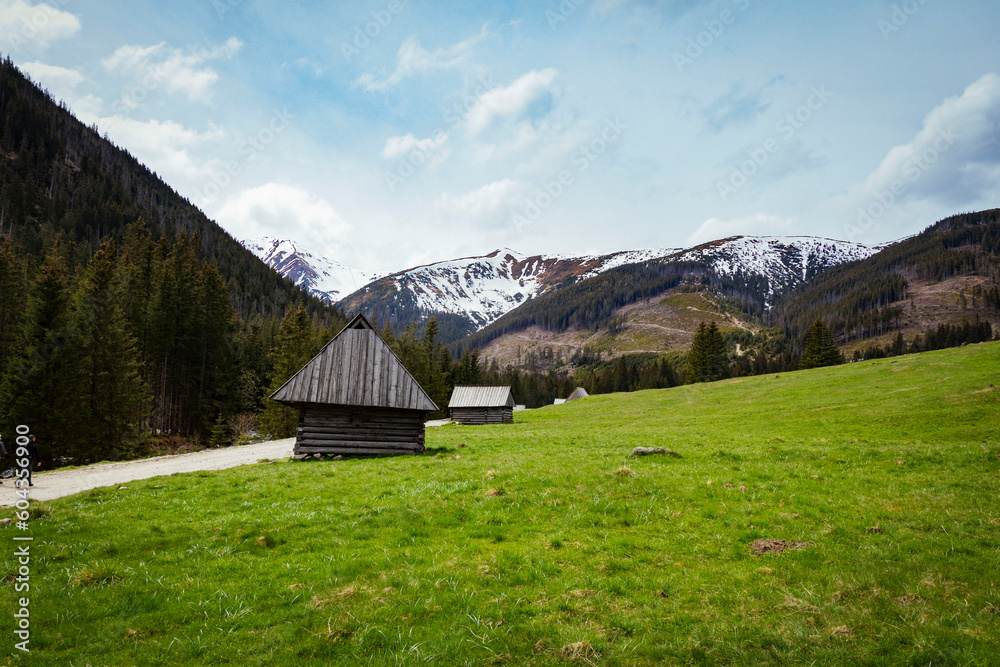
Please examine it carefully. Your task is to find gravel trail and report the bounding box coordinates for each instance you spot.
[0,438,295,508]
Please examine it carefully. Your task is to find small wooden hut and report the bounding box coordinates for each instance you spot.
[566,387,589,401]
[448,386,515,425]
[271,313,438,457]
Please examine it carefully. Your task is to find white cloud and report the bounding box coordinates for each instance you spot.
[435,179,528,220]
[95,116,227,199]
[465,68,558,136]
[101,37,243,104]
[858,73,1000,206]
[0,0,79,53]
[687,213,797,246]
[355,31,484,92]
[215,184,350,251]
[19,60,83,99]
[382,132,449,161]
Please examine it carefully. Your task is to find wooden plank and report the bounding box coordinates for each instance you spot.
[298,433,423,444]
[295,438,422,448]
[361,329,376,406]
[336,329,354,405]
[350,330,365,405]
[300,421,422,432]
[318,338,335,404]
[314,343,331,404]
[299,428,424,439]
[294,447,420,456]
[302,412,423,425]
[352,330,369,405]
[370,331,383,406]
[387,354,401,409]
[302,421,422,432]
[295,440,422,451]
[306,345,321,403]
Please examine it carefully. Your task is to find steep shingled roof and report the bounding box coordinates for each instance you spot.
[271,313,437,411]
[448,386,515,409]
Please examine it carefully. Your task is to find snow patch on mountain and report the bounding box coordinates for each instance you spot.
[254,235,885,330]
[370,247,685,330]
[243,237,378,303]
[674,236,881,299]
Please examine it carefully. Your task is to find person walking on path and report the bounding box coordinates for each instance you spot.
[0,433,6,485]
[23,434,39,487]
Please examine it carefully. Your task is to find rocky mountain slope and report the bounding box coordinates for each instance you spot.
[335,247,681,338]
[243,237,379,303]
[248,235,882,342]
[471,212,1000,370]
[333,237,880,342]
[672,236,884,306]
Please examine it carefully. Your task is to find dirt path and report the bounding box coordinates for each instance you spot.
[0,438,295,508]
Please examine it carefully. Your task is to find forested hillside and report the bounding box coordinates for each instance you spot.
[773,210,1000,350]
[454,260,730,355]
[0,57,335,318]
[0,58,346,464]
[452,211,999,387]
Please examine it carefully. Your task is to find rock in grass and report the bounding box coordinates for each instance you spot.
[628,447,682,458]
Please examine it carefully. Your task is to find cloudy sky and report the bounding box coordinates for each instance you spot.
[3,0,1000,275]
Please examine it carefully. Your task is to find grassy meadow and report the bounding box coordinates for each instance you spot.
[3,342,1000,665]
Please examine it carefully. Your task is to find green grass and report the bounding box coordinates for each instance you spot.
[4,343,1000,665]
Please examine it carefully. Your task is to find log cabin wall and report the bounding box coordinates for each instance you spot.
[294,405,426,456]
[449,406,514,425]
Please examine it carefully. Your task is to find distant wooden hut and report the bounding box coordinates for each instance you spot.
[448,386,515,425]
[566,387,589,401]
[271,313,438,457]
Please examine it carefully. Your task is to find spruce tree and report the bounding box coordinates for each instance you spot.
[800,319,843,369]
[259,304,319,438]
[0,251,76,461]
[686,322,710,384]
[706,322,731,381]
[208,413,231,448]
[66,240,149,459]
[686,321,730,383]
[0,240,27,382]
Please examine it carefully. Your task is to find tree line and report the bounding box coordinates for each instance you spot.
[0,221,348,465]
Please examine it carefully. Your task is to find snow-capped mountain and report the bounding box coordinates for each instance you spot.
[338,237,883,341]
[251,235,883,342]
[672,236,882,303]
[243,237,378,303]
[337,247,683,334]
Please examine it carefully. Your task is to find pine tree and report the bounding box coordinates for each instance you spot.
[0,251,76,461]
[706,322,730,381]
[259,304,319,438]
[0,240,27,382]
[420,317,450,413]
[686,321,730,383]
[208,413,231,448]
[800,319,843,369]
[66,240,149,459]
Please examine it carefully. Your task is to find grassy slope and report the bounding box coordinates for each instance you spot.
[480,288,751,369]
[4,343,1000,665]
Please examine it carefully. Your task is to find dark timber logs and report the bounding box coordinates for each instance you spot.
[448,386,515,425]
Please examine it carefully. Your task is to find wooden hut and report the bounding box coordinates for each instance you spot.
[566,387,589,401]
[448,386,515,425]
[271,313,438,457]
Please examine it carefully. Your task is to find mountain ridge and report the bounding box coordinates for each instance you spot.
[248,234,882,343]
[242,237,380,303]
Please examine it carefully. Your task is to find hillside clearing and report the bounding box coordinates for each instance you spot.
[2,343,999,665]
